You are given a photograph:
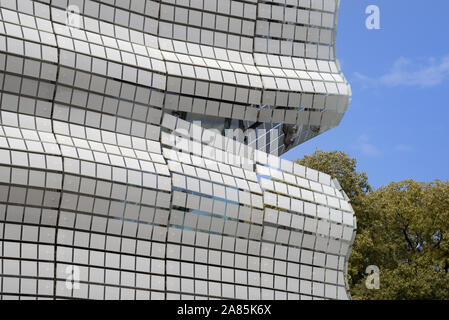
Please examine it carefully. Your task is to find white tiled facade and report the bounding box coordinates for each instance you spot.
[0,0,355,299]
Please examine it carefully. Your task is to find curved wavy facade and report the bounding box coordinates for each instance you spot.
[0,0,355,300]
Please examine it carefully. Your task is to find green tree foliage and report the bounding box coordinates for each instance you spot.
[297,150,449,299]
[298,150,372,200]
[297,150,371,228]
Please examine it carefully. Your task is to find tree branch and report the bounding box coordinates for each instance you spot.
[403,225,416,253]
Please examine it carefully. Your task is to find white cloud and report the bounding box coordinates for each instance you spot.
[354,56,449,88]
[355,134,381,157]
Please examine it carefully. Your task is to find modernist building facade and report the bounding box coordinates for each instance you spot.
[0,0,355,299]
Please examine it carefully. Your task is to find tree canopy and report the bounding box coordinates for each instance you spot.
[297,150,449,299]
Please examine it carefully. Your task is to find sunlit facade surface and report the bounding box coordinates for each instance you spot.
[0,0,355,300]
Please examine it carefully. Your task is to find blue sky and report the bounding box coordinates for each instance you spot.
[283,0,449,189]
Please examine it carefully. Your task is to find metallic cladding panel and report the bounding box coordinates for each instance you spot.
[0,0,354,300]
